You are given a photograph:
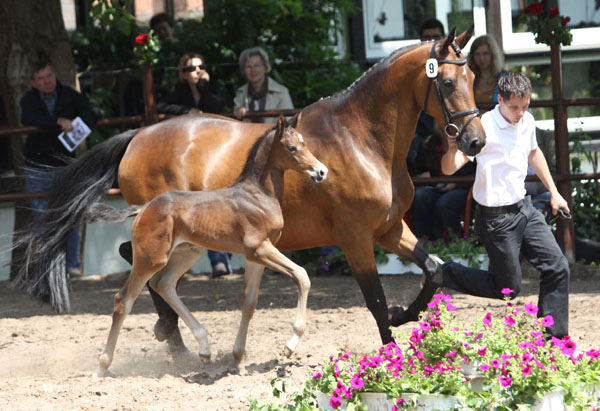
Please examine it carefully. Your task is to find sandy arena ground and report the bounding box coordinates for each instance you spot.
[0,264,598,410]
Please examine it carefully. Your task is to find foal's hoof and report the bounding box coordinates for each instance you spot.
[283,345,293,358]
[199,353,211,364]
[389,305,417,326]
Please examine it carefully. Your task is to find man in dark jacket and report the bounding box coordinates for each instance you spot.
[20,60,99,276]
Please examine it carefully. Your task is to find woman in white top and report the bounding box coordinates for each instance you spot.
[233,47,294,124]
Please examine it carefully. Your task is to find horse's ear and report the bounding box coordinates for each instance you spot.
[288,110,301,128]
[276,114,285,138]
[439,27,456,58]
[455,25,474,49]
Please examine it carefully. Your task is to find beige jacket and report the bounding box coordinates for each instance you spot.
[233,77,294,123]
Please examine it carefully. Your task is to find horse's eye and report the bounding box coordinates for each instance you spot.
[442,79,455,90]
[287,145,297,153]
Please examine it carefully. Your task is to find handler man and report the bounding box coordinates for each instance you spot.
[437,72,570,339]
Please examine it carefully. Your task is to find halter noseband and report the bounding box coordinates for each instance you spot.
[423,41,480,139]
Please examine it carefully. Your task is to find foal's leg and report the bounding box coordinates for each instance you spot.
[377,219,443,326]
[249,241,311,357]
[149,243,211,362]
[95,266,155,377]
[233,261,265,362]
[119,240,191,358]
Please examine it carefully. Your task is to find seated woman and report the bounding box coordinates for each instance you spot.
[467,35,505,111]
[157,52,230,277]
[157,53,226,115]
[233,47,294,124]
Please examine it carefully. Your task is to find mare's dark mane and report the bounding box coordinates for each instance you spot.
[237,125,277,183]
[330,42,423,102]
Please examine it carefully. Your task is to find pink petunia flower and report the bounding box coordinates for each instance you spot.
[505,316,516,326]
[479,364,490,372]
[329,394,342,408]
[350,375,364,389]
[525,302,539,315]
[483,312,492,325]
[542,315,554,327]
[491,359,501,368]
[501,288,514,296]
[420,322,432,331]
[478,347,487,356]
[447,303,457,311]
[312,371,322,379]
[499,374,512,387]
[522,364,532,376]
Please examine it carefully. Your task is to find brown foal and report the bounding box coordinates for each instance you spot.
[91,115,328,376]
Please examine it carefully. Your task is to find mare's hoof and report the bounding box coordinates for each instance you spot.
[199,353,211,364]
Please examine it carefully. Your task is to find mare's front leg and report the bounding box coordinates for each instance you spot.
[248,241,311,357]
[377,219,443,326]
[232,261,265,363]
[119,241,191,359]
[342,236,393,344]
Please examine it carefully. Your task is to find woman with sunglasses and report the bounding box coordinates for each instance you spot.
[157,53,226,115]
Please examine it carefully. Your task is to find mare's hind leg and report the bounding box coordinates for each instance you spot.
[377,219,443,326]
[233,261,265,362]
[119,240,190,358]
[95,266,155,377]
[149,243,211,362]
[249,241,311,357]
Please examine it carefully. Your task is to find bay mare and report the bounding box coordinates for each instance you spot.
[86,116,328,375]
[15,28,485,357]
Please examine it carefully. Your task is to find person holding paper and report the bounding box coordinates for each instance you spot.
[20,58,99,277]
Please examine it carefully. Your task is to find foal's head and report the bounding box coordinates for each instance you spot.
[272,114,328,183]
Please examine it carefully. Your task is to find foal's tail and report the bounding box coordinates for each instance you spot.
[13,128,138,313]
[84,203,142,224]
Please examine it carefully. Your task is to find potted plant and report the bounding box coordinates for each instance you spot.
[251,292,600,410]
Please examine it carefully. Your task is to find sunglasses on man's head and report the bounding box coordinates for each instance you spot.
[182,64,206,72]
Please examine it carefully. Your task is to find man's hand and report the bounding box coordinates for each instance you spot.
[234,107,246,120]
[446,135,459,153]
[57,117,73,132]
[550,191,570,216]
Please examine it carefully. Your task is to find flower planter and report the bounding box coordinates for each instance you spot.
[415,393,465,410]
[316,392,396,410]
[377,254,421,275]
[462,361,484,392]
[531,390,566,411]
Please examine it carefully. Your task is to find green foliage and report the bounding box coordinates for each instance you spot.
[570,136,600,242]
[71,0,140,68]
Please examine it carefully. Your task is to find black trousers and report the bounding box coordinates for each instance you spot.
[443,196,570,338]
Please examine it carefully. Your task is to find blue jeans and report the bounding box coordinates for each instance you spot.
[411,186,470,240]
[23,167,81,270]
[442,196,570,338]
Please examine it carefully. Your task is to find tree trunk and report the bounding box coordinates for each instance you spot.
[0,0,75,280]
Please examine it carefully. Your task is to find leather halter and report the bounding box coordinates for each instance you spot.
[423,41,480,139]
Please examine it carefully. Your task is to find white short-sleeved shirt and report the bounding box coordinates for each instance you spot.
[471,104,538,207]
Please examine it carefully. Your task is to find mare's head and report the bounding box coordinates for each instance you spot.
[418,26,486,156]
[272,114,328,183]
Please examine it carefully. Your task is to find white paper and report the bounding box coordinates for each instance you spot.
[58,116,91,152]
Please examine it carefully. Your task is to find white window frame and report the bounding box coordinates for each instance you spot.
[362,0,487,60]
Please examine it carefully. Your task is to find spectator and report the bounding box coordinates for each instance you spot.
[467,34,505,109]
[233,47,293,124]
[418,18,445,42]
[438,72,570,339]
[409,123,475,240]
[156,52,230,278]
[150,12,175,42]
[20,59,100,277]
[157,53,226,115]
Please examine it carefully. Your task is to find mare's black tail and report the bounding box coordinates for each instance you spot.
[12,129,138,312]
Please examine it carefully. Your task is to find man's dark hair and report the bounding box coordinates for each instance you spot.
[419,18,445,38]
[497,72,532,100]
[150,12,173,30]
[30,56,51,79]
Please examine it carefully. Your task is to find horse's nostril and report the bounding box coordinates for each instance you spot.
[319,169,325,177]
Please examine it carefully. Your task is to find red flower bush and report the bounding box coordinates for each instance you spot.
[520,2,572,46]
[135,33,149,45]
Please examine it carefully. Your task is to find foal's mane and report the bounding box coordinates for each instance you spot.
[236,124,278,183]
